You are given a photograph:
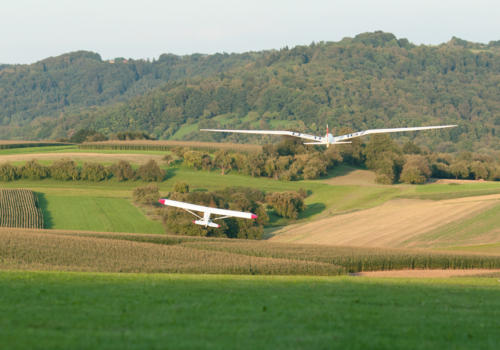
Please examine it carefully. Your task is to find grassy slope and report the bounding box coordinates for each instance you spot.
[0,271,499,350]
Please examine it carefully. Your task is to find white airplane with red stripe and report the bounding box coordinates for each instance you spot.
[158,199,257,228]
[201,124,457,147]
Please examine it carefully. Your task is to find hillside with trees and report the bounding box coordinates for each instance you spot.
[1,32,499,154]
[0,51,257,138]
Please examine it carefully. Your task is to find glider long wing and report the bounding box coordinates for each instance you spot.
[200,128,323,142]
[333,125,457,142]
[158,199,257,219]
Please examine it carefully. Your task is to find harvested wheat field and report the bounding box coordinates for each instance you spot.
[0,152,164,164]
[270,194,500,248]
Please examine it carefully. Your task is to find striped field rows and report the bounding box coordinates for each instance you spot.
[0,189,44,229]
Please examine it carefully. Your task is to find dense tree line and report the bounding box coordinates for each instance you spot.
[0,51,256,139]
[0,159,164,182]
[1,136,498,185]
[1,32,499,155]
[175,136,500,184]
[133,183,306,239]
[363,135,500,184]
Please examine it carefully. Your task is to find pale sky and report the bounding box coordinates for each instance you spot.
[1,0,499,64]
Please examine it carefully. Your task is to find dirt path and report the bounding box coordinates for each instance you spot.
[0,152,164,164]
[353,269,500,278]
[270,194,500,248]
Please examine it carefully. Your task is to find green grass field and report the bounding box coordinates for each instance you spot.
[40,195,164,233]
[0,271,499,349]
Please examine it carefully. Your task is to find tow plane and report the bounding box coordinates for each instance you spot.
[201,124,457,147]
[158,199,257,228]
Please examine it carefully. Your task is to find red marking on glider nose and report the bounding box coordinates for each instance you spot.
[251,214,258,219]
[158,199,165,205]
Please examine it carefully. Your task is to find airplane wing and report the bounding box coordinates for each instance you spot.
[333,125,457,142]
[200,128,323,142]
[158,199,257,219]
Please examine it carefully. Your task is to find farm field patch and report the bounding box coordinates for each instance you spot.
[0,189,43,229]
[2,229,500,274]
[40,194,164,233]
[270,194,500,248]
[0,271,499,350]
[0,152,164,166]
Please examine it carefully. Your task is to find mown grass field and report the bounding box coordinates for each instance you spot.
[0,271,499,350]
[40,195,163,233]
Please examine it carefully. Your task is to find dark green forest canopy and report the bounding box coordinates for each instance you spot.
[1,32,499,153]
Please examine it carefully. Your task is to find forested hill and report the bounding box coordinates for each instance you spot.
[2,32,500,152]
[0,50,257,136]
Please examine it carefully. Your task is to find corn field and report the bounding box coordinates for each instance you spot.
[0,189,44,229]
[0,141,69,149]
[1,229,499,275]
[80,140,262,153]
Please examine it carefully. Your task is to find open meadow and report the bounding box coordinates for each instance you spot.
[1,271,500,349]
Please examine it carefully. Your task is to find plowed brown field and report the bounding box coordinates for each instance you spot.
[270,194,500,248]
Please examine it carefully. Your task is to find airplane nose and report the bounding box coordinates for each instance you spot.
[251,214,258,219]
[158,199,165,205]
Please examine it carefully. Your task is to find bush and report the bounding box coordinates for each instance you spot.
[450,161,470,179]
[469,161,489,180]
[173,182,190,193]
[133,184,160,205]
[0,163,19,181]
[80,162,108,181]
[136,160,165,182]
[50,159,79,181]
[20,160,49,180]
[110,160,135,181]
[266,191,306,219]
[400,155,431,184]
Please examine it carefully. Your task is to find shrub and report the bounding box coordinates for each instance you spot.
[133,184,160,205]
[80,162,108,181]
[469,161,489,180]
[173,182,190,193]
[400,155,431,184]
[20,160,49,180]
[0,163,19,181]
[110,160,135,181]
[50,159,79,181]
[136,160,165,182]
[450,161,470,179]
[266,191,306,219]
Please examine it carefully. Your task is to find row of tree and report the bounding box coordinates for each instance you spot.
[364,135,500,184]
[132,183,306,239]
[172,136,500,184]
[0,159,165,182]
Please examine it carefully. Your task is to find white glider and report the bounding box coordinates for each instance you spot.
[158,199,257,228]
[201,124,457,147]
